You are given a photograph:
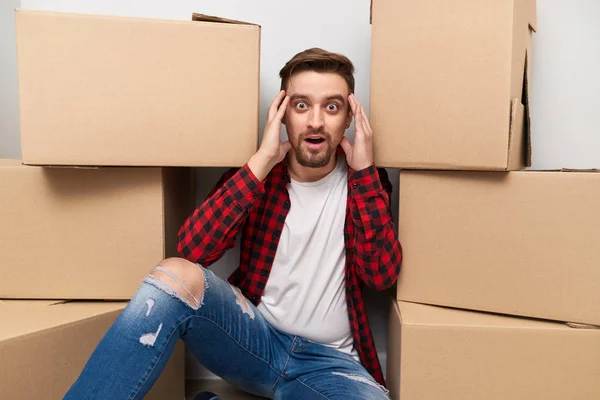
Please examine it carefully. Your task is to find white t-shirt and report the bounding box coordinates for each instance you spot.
[257,155,359,360]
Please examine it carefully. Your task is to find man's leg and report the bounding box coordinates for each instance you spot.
[273,338,390,400]
[65,258,287,399]
[276,369,390,400]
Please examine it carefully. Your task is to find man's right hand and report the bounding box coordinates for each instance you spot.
[248,90,291,181]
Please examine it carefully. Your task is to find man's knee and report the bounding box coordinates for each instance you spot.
[146,257,206,309]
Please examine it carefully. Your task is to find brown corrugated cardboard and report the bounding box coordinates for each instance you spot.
[15,9,260,167]
[370,0,536,170]
[387,301,600,400]
[0,160,195,299]
[0,300,184,399]
[397,170,600,325]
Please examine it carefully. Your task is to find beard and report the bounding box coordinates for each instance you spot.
[294,130,334,168]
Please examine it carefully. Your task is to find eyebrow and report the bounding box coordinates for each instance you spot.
[289,93,346,104]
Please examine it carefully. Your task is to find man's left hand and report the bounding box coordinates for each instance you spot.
[340,94,374,171]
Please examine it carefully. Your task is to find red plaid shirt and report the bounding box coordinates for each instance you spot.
[177,157,402,386]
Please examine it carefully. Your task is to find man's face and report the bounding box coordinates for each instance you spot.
[283,71,352,168]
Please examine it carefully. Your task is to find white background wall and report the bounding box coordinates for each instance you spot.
[2,0,599,380]
[530,0,600,169]
[0,0,21,159]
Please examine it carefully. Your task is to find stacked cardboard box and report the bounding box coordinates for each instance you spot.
[371,0,535,171]
[16,10,260,167]
[0,300,185,399]
[370,0,600,398]
[395,170,600,326]
[0,160,194,299]
[387,301,600,400]
[2,9,261,398]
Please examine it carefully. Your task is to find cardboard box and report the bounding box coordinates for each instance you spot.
[15,9,260,167]
[397,170,600,326]
[387,301,600,400]
[0,300,184,399]
[0,159,194,299]
[370,0,536,170]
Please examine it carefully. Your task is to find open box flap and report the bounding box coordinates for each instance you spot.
[192,13,260,27]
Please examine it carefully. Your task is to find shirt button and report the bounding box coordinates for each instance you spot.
[251,295,259,301]
[260,270,269,277]
[271,234,277,240]
[284,200,290,206]
[352,183,358,189]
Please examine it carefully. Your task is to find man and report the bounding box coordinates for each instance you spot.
[65,48,402,400]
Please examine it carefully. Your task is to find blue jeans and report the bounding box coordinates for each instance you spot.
[64,264,390,399]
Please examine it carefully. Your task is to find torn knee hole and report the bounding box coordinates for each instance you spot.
[230,285,255,319]
[145,261,206,310]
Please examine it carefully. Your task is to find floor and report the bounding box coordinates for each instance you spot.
[186,380,264,400]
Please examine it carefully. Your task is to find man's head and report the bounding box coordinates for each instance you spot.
[279,48,355,168]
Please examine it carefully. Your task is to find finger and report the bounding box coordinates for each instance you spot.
[359,106,370,139]
[267,90,285,121]
[355,104,363,132]
[275,95,290,121]
[351,94,363,111]
[349,93,357,105]
[268,90,286,121]
[339,136,353,156]
[361,106,373,135]
[348,94,357,115]
[360,107,371,137]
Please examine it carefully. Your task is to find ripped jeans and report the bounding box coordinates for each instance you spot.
[64,259,390,400]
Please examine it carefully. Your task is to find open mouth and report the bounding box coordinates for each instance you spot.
[305,137,325,144]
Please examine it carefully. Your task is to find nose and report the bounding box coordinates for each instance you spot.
[307,107,325,131]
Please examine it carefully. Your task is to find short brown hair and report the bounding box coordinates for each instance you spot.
[279,48,355,93]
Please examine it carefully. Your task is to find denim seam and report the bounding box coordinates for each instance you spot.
[271,336,297,396]
[130,315,193,400]
[191,315,283,379]
[294,378,331,400]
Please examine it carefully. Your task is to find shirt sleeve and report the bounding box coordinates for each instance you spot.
[177,164,265,266]
[348,165,403,290]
